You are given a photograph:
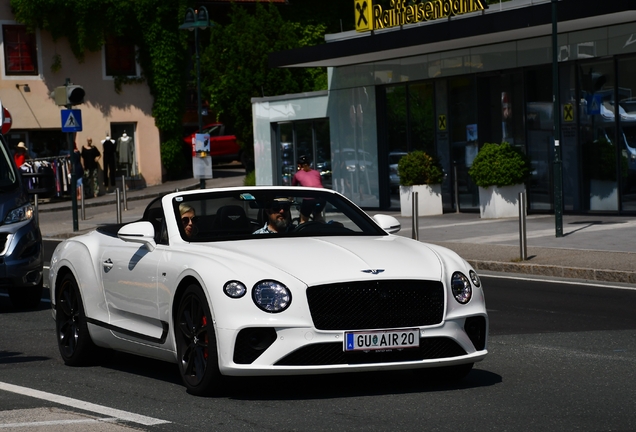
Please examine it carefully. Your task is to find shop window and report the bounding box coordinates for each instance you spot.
[2,25,38,76]
[105,35,137,76]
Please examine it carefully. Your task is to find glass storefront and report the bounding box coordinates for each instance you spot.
[276,119,331,189]
[617,57,636,211]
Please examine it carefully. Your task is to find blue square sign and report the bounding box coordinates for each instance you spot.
[61,109,82,132]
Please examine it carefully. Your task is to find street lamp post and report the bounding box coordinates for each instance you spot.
[552,0,564,237]
[180,6,210,189]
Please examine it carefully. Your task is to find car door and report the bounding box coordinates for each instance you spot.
[100,241,165,342]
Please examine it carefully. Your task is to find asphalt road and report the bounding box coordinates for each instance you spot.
[1,275,635,431]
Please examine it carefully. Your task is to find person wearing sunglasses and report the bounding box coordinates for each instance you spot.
[253,200,292,234]
[179,203,198,238]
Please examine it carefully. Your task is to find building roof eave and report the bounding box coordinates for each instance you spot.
[269,0,636,69]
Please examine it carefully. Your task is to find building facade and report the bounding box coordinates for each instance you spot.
[254,0,636,214]
[0,0,162,193]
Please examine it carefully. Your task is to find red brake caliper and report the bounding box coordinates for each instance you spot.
[202,316,209,360]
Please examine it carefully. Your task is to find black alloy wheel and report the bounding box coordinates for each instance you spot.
[56,273,96,366]
[176,284,221,396]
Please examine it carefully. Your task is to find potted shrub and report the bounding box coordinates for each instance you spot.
[468,142,530,219]
[397,151,444,217]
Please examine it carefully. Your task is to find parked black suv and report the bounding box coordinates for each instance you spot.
[0,131,43,308]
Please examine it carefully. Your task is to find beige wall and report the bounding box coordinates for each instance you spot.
[0,0,162,186]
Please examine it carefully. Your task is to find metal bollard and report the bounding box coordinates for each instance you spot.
[116,188,122,224]
[121,175,128,211]
[453,164,460,213]
[80,184,85,220]
[411,191,419,241]
[518,191,527,261]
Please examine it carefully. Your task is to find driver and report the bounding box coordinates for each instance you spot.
[253,199,293,234]
[179,203,198,238]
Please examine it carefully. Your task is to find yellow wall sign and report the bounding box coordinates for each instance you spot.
[438,115,447,131]
[356,0,487,32]
[563,103,574,122]
[355,0,373,32]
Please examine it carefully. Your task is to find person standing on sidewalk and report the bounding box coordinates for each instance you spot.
[81,137,101,198]
[292,155,325,223]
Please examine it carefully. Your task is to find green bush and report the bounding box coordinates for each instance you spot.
[243,170,256,186]
[160,139,185,180]
[397,151,444,186]
[468,142,530,188]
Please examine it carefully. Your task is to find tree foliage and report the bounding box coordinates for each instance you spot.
[200,2,326,148]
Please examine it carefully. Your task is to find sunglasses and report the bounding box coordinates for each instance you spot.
[269,203,291,212]
[181,216,198,225]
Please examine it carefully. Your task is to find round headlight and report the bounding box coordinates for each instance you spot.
[252,280,291,313]
[451,272,472,304]
[224,280,247,298]
[469,270,481,287]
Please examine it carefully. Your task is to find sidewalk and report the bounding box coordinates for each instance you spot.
[36,169,636,285]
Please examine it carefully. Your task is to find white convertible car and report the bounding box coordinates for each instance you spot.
[49,186,488,395]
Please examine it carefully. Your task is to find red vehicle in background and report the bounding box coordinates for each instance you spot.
[183,123,242,165]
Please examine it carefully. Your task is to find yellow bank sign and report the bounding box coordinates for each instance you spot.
[355,0,487,32]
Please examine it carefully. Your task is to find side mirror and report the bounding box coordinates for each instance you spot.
[118,221,157,251]
[372,214,401,234]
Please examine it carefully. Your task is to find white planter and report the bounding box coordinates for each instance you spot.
[478,184,525,219]
[400,184,443,217]
[590,179,618,211]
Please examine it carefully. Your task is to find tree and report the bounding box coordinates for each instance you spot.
[200,2,326,150]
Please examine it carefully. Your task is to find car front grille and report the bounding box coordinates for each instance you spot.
[274,337,466,366]
[306,280,444,330]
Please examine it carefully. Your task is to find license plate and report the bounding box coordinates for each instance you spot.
[344,329,419,352]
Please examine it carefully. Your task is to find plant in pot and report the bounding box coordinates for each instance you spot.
[397,150,445,217]
[468,142,530,219]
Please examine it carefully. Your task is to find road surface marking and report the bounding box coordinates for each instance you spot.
[0,382,170,426]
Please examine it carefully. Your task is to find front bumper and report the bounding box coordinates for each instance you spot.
[217,315,488,376]
[0,218,43,288]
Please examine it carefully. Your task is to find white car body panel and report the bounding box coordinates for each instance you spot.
[49,186,488,379]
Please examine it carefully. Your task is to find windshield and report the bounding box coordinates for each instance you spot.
[0,137,18,191]
[171,188,386,242]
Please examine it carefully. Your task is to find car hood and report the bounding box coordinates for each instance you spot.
[194,235,443,286]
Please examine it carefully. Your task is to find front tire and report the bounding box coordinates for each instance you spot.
[56,273,96,366]
[175,284,221,396]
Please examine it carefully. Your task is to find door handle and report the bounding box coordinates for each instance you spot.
[103,258,114,271]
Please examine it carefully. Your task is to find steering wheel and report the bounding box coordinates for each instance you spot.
[293,221,323,233]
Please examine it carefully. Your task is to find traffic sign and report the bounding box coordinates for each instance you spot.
[61,109,82,132]
[2,107,12,134]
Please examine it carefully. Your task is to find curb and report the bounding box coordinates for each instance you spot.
[469,260,636,284]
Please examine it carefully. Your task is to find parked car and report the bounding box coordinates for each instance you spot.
[0,105,43,309]
[183,123,243,166]
[49,186,488,395]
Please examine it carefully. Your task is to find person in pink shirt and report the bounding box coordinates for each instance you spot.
[292,155,323,188]
[292,155,325,223]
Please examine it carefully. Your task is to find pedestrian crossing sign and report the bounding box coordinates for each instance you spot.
[61,109,82,132]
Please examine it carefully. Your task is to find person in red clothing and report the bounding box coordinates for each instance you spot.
[292,155,325,223]
[13,142,28,167]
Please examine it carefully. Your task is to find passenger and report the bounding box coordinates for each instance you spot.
[253,200,292,234]
[179,203,198,238]
[292,155,325,223]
